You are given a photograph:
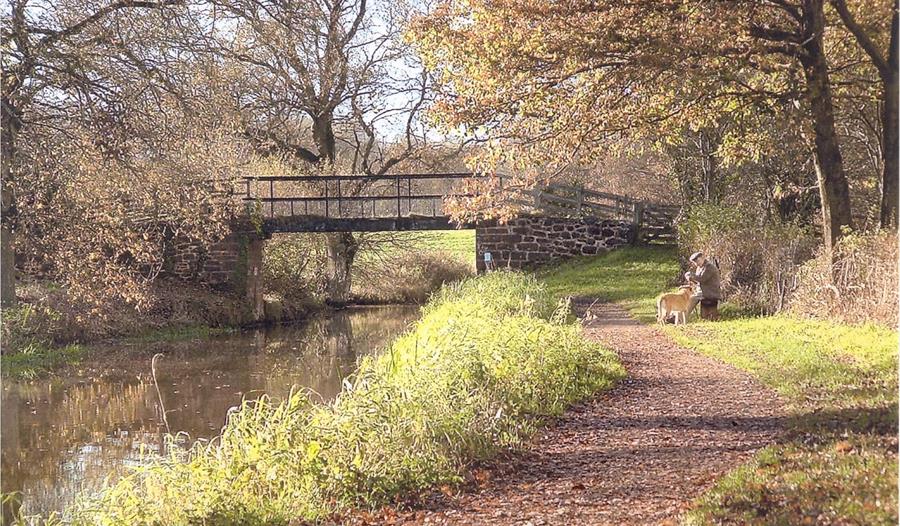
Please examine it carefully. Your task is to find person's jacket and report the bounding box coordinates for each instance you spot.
[688,261,722,300]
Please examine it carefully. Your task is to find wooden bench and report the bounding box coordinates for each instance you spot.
[700,299,720,321]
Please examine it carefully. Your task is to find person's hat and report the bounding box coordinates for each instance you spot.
[689,251,704,262]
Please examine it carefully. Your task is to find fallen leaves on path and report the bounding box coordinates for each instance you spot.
[341,300,784,525]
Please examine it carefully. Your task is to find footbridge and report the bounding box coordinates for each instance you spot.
[242,173,491,232]
[240,173,678,240]
[170,173,679,321]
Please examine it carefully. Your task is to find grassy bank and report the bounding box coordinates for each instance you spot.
[542,246,899,525]
[67,272,622,525]
[541,245,679,320]
[1,342,89,379]
[1,318,237,380]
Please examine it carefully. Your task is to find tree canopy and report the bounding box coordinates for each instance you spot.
[410,0,897,249]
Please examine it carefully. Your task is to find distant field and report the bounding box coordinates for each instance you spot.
[361,230,475,262]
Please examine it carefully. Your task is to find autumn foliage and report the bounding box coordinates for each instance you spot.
[409,0,897,246]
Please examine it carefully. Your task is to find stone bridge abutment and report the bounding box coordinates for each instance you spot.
[474,217,636,272]
[165,220,267,321]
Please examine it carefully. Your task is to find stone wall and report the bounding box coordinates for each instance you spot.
[165,223,266,320]
[475,217,635,272]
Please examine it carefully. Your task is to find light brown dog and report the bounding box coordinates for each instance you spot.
[656,285,694,325]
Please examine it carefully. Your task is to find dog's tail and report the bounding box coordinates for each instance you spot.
[656,295,664,323]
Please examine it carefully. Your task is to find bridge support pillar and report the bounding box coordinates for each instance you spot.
[243,238,265,322]
[167,221,268,322]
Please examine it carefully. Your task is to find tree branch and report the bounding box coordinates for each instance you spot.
[829,0,890,79]
[242,127,321,164]
[37,0,182,52]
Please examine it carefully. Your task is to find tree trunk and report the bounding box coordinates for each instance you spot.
[324,231,357,306]
[1,191,14,307]
[312,112,358,305]
[1,96,18,307]
[800,0,854,257]
[880,10,899,230]
[312,114,337,164]
[881,72,899,229]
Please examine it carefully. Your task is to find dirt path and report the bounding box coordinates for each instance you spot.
[371,300,785,525]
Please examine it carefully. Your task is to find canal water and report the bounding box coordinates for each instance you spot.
[0,305,420,521]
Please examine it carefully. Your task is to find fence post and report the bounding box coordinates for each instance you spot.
[632,202,644,244]
[576,185,584,217]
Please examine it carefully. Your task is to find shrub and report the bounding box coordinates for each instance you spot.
[70,272,623,525]
[790,231,898,326]
[0,302,90,378]
[677,203,817,313]
[1,303,68,352]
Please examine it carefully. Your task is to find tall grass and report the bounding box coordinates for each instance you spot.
[69,272,622,525]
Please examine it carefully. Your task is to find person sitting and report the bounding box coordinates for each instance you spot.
[683,251,722,320]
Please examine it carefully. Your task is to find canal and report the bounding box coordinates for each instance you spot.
[1,305,419,521]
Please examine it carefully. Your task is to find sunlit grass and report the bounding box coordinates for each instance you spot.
[360,230,475,262]
[540,245,679,322]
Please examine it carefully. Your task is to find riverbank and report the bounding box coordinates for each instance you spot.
[541,247,898,524]
[1,300,419,380]
[1,305,422,523]
[2,232,475,379]
[66,272,622,525]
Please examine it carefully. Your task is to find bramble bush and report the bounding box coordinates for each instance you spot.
[790,230,898,326]
[69,272,623,525]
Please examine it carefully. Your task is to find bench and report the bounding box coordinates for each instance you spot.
[700,299,720,321]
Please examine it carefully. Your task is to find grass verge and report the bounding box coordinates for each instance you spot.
[0,342,88,379]
[540,245,679,321]
[67,272,623,525]
[541,246,899,525]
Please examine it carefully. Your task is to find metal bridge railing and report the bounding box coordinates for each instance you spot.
[241,173,504,220]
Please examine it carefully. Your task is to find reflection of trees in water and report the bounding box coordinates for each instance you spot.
[1,306,419,520]
[1,378,164,519]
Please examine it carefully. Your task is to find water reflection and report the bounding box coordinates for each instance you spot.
[1,305,418,521]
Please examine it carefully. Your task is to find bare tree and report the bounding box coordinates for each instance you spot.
[1,0,187,306]
[196,0,433,303]
[1,0,242,310]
